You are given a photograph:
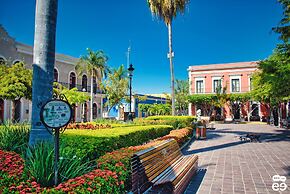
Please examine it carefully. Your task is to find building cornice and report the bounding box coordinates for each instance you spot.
[16,42,79,65]
[188,61,259,72]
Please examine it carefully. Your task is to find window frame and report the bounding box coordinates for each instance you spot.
[195,77,205,94]
[230,75,241,93]
[212,76,222,93]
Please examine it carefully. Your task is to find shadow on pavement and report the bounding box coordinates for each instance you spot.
[207,128,290,143]
[185,169,207,194]
[283,166,290,176]
[183,141,247,155]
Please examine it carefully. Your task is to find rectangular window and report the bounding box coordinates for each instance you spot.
[231,79,240,92]
[213,79,222,93]
[249,77,253,91]
[196,80,204,94]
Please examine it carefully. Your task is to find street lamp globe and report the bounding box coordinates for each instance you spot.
[128,64,134,77]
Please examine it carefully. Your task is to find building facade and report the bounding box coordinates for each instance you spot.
[0,26,104,123]
[188,61,270,122]
[107,94,168,120]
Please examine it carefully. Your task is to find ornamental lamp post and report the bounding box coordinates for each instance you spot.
[128,64,134,121]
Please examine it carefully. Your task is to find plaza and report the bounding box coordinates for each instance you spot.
[185,124,290,193]
[0,0,289,193]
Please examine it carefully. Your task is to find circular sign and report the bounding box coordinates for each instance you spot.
[40,99,72,128]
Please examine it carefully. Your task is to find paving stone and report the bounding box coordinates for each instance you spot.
[184,124,290,194]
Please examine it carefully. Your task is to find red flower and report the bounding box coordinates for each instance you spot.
[87,187,93,192]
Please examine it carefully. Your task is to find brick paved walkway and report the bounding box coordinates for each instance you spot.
[184,124,290,194]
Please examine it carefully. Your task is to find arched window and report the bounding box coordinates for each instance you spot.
[54,68,58,82]
[13,99,21,122]
[93,77,97,94]
[69,72,76,89]
[0,57,5,65]
[13,60,20,65]
[93,103,98,119]
[83,103,88,122]
[82,75,87,91]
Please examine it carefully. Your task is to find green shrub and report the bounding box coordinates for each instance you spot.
[135,116,196,129]
[25,142,95,187]
[0,124,29,155]
[61,125,173,160]
[93,118,125,124]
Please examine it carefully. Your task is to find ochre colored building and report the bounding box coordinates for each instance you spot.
[188,61,270,122]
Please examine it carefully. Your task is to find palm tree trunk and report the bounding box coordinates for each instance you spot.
[168,22,175,116]
[29,0,58,146]
[90,70,94,122]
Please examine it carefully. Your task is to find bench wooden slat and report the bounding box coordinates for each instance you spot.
[131,138,198,194]
[153,155,198,185]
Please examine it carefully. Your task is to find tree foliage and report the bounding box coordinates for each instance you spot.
[175,79,189,115]
[76,48,110,79]
[272,0,290,42]
[53,82,90,105]
[139,103,171,116]
[189,92,252,117]
[147,0,189,25]
[251,48,290,104]
[0,61,32,100]
[101,65,129,112]
[252,0,290,104]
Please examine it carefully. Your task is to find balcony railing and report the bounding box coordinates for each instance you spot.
[57,82,104,94]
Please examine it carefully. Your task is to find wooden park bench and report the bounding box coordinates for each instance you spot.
[131,139,198,194]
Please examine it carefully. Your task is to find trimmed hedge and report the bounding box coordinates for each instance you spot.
[61,125,173,160]
[135,116,196,129]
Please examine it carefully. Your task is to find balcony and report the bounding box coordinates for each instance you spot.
[57,82,104,94]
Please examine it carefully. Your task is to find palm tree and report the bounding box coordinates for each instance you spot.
[76,48,109,122]
[147,0,189,115]
[29,0,58,146]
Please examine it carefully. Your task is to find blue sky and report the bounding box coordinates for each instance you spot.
[0,0,283,94]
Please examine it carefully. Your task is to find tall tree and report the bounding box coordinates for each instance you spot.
[76,49,109,121]
[101,65,128,113]
[0,62,32,122]
[147,0,190,115]
[29,0,58,146]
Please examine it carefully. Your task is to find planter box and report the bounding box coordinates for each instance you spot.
[196,126,206,140]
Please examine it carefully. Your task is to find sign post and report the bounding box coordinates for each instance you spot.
[40,94,72,186]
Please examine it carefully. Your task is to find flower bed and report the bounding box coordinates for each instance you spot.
[0,127,193,193]
[0,150,43,193]
[67,122,112,130]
